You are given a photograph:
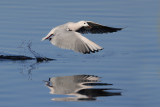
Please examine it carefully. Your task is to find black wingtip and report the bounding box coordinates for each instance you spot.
[119,27,124,31]
[108,27,123,33]
[117,28,123,31]
[82,48,104,54]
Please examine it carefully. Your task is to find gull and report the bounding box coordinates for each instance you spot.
[44,74,121,101]
[42,21,122,54]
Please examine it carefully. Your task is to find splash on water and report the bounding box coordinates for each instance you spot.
[0,41,54,62]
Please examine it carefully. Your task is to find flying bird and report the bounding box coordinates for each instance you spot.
[42,21,122,54]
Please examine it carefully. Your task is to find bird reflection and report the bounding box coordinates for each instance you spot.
[45,75,121,101]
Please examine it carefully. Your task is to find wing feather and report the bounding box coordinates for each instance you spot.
[76,21,122,34]
[50,30,103,54]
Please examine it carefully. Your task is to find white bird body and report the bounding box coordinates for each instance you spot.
[66,22,81,31]
[42,21,122,54]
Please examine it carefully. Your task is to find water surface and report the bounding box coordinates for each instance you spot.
[0,0,160,107]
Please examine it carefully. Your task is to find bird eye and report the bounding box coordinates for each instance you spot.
[84,23,86,24]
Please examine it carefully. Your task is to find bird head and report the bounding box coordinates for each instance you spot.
[78,21,91,28]
[42,28,55,41]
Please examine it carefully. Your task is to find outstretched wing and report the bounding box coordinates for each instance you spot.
[76,21,122,34]
[50,30,103,54]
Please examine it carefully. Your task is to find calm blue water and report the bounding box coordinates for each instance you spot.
[0,0,160,107]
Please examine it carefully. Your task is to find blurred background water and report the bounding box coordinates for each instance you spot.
[0,0,160,107]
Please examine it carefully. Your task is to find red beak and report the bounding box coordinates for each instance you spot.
[46,34,53,39]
